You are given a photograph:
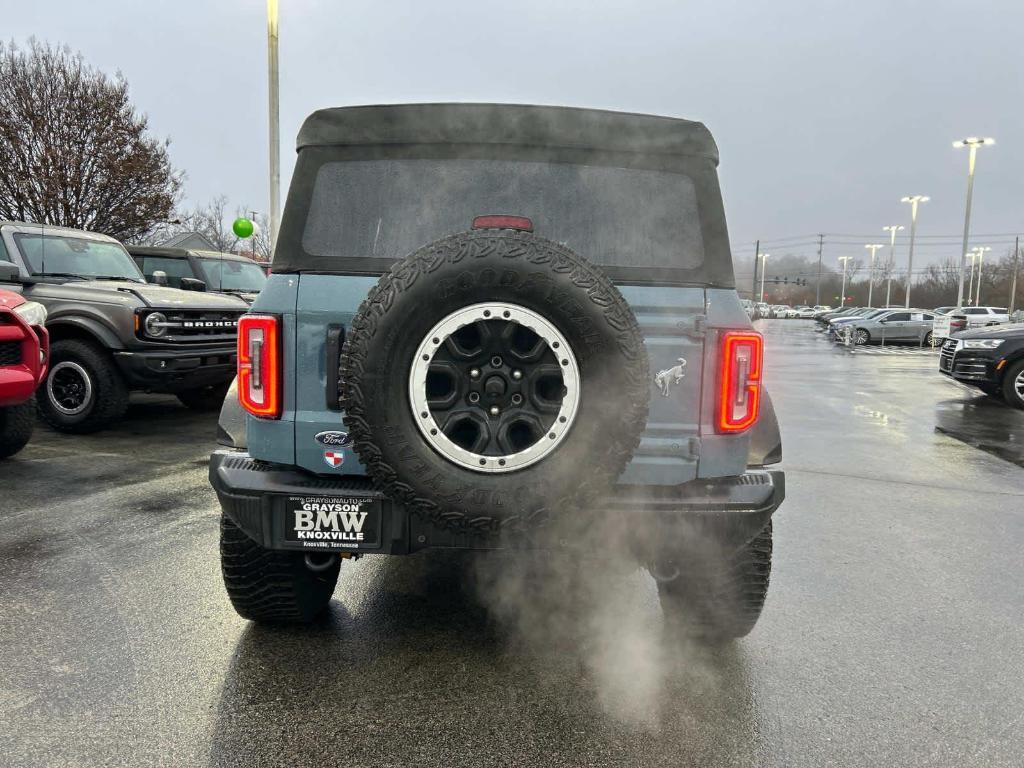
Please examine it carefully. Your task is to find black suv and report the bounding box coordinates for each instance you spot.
[939,323,1024,408]
[0,222,248,432]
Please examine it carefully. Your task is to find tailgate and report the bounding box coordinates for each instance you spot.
[616,285,705,486]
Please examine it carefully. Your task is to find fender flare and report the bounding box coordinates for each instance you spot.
[747,389,782,466]
[46,316,125,350]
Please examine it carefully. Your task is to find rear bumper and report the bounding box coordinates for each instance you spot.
[113,346,236,392]
[209,450,785,555]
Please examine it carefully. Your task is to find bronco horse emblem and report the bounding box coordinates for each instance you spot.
[654,357,687,397]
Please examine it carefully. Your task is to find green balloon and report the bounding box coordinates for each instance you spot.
[232,218,254,238]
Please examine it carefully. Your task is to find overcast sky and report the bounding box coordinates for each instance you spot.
[4,0,1021,267]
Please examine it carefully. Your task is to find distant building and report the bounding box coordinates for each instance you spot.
[160,231,219,251]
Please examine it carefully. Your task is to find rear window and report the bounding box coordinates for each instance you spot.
[302,159,704,270]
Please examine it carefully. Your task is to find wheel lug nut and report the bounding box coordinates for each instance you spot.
[469,368,480,379]
[511,394,523,405]
[491,356,503,368]
[489,406,500,417]
[469,392,480,404]
[512,370,523,380]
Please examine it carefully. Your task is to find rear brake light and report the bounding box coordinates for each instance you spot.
[718,331,763,433]
[238,314,281,418]
[472,215,534,232]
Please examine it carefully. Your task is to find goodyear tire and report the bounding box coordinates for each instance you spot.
[37,339,129,433]
[656,522,773,641]
[340,228,650,531]
[220,513,340,623]
[0,400,36,459]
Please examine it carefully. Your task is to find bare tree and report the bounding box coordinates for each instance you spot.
[0,40,182,241]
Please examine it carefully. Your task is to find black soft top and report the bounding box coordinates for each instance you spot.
[297,103,719,164]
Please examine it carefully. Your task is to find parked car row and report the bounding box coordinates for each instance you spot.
[742,299,827,320]
[810,302,1024,409]
[815,306,938,345]
[0,221,267,456]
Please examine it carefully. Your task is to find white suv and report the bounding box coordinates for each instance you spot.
[949,306,1010,334]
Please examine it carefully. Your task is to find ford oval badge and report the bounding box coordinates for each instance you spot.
[315,430,352,447]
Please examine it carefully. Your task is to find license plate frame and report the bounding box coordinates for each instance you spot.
[282,494,382,550]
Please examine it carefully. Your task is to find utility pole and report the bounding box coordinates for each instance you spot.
[1009,236,1019,315]
[267,0,281,253]
[900,195,929,308]
[759,253,770,303]
[864,243,884,308]
[838,256,852,308]
[751,240,760,299]
[954,137,995,308]
[815,234,824,305]
[966,253,977,306]
[882,225,903,309]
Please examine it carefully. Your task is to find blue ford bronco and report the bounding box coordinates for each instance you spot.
[210,104,784,639]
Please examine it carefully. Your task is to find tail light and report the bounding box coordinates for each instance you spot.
[717,331,763,433]
[950,317,967,331]
[238,314,281,418]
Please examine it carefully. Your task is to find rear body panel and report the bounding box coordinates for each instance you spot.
[246,275,764,485]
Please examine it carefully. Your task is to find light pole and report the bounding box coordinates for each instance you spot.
[965,252,977,306]
[882,225,903,308]
[954,137,994,308]
[865,244,884,308]
[838,256,852,307]
[900,195,929,308]
[973,245,991,306]
[267,0,281,253]
[758,253,770,302]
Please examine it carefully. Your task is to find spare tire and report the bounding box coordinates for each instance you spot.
[340,228,649,531]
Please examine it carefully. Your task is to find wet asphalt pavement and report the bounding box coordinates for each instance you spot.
[2,320,1024,767]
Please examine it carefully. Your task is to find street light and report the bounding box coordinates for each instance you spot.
[954,137,995,308]
[758,253,770,302]
[267,0,281,253]
[882,225,904,308]
[965,252,977,306]
[838,256,853,308]
[973,245,992,306]
[900,195,929,308]
[865,244,884,308]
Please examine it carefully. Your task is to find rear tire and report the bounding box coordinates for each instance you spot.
[1000,360,1024,409]
[655,521,773,642]
[177,382,231,412]
[0,400,36,459]
[220,513,340,623]
[37,339,128,433]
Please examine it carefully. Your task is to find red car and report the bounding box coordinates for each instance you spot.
[0,289,49,458]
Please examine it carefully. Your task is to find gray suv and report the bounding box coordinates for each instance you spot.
[127,245,267,304]
[210,104,785,640]
[0,222,247,432]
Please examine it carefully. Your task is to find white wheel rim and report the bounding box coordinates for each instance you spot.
[408,302,580,474]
